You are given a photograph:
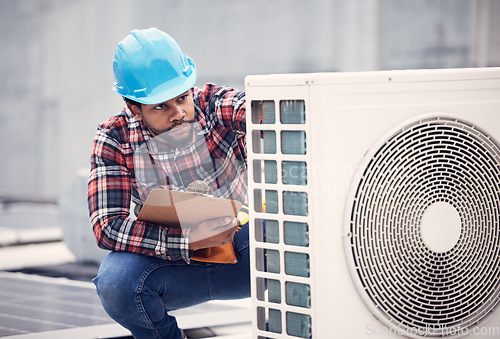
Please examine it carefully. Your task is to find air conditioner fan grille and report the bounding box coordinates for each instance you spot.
[347,116,500,337]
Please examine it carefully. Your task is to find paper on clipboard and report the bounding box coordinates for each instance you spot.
[137,188,243,229]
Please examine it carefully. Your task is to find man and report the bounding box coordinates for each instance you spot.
[88,28,249,338]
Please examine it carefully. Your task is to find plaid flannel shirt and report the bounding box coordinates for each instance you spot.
[88,84,247,261]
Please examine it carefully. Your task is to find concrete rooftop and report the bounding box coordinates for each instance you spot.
[0,202,252,338]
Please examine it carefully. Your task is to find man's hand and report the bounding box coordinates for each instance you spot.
[189,216,239,250]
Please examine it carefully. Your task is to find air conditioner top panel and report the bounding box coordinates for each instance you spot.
[244,67,500,87]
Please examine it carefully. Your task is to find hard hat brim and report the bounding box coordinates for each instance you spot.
[114,68,197,105]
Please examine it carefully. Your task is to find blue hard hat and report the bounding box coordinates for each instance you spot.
[112,28,197,105]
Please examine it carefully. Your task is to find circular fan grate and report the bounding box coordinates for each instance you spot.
[345,115,500,337]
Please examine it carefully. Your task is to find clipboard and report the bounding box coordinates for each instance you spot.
[137,189,243,264]
[137,188,242,229]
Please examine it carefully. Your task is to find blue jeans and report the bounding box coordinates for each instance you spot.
[93,223,250,339]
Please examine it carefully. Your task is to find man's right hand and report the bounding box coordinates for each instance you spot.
[189,216,239,250]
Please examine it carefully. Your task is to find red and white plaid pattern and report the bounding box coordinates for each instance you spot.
[88,84,247,261]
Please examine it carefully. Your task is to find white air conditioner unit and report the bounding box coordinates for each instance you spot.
[245,68,500,339]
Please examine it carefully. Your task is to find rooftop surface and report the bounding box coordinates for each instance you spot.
[0,202,252,338]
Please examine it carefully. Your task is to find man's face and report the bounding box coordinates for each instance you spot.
[128,90,196,145]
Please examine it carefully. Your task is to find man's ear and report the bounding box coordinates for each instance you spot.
[127,102,142,121]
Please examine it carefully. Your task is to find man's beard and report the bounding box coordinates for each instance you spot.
[144,118,196,148]
[145,118,196,136]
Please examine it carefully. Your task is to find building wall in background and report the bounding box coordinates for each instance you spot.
[380,0,469,70]
[0,0,498,198]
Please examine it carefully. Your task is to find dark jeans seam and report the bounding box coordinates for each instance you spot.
[207,264,215,300]
[134,260,203,338]
[134,262,168,338]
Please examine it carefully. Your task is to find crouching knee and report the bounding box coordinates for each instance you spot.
[92,252,145,317]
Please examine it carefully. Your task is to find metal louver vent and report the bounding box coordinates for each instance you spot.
[345,115,500,337]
